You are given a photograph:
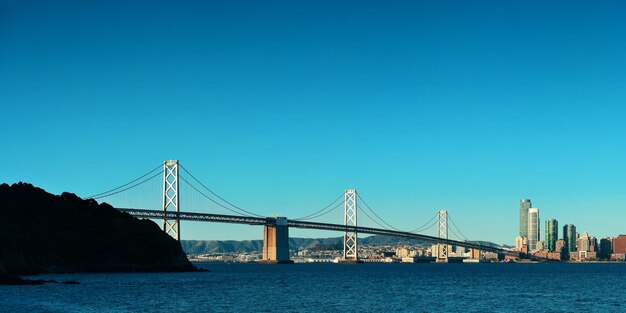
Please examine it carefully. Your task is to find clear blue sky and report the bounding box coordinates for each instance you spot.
[2,1,626,244]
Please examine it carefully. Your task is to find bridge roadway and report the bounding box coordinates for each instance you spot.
[118,208,508,254]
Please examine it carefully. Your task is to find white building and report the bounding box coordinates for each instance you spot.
[515,235,527,251]
[527,208,540,251]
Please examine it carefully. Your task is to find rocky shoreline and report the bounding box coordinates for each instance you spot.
[0,274,79,286]
[0,183,200,281]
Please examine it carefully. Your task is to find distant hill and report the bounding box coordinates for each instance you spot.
[0,183,197,275]
[182,236,508,254]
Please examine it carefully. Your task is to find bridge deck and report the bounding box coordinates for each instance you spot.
[118,208,508,254]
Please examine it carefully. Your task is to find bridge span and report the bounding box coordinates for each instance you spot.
[119,208,512,261]
[90,160,522,264]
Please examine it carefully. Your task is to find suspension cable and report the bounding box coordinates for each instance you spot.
[179,175,264,217]
[412,219,438,234]
[85,164,163,199]
[89,170,163,200]
[449,227,465,242]
[178,164,264,217]
[293,194,344,220]
[356,194,403,231]
[406,212,439,233]
[448,214,470,241]
[295,201,344,221]
[358,204,394,230]
[409,214,437,233]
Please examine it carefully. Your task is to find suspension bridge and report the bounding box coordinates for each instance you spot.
[86,160,521,263]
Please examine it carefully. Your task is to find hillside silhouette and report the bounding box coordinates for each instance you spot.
[0,183,196,275]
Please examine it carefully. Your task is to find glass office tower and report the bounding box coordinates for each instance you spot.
[519,199,532,238]
[563,224,577,253]
[545,219,558,252]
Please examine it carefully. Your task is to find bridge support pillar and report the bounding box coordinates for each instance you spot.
[261,217,292,264]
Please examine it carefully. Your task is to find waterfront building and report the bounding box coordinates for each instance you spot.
[455,246,467,256]
[535,241,544,251]
[555,239,565,253]
[521,243,529,254]
[613,235,626,254]
[577,232,591,252]
[574,250,597,262]
[611,253,626,261]
[589,236,597,252]
[519,199,531,238]
[395,247,416,258]
[599,238,613,259]
[574,233,598,262]
[430,244,453,257]
[483,252,499,260]
[544,219,558,252]
[515,235,527,252]
[563,224,577,253]
[527,208,540,251]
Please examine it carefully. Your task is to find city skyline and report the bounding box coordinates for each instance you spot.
[3,1,626,243]
[517,200,619,253]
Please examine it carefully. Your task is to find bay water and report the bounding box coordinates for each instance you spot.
[2,262,624,312]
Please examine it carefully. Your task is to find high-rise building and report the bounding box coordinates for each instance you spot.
[613,235,626,254]
[599,238,613,259]
[519,199,531,237]
[577,232,591,252]
[589,236,597,252]
[563,224,577,253]
[527,208,540,251]
[544,219,558,252]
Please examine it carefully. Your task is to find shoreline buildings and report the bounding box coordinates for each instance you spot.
[612,235,626,261]
[514,199,624,262]
[517,199,540,252]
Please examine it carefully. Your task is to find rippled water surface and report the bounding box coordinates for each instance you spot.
[2,262,625,312]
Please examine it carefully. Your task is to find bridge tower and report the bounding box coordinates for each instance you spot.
[342,189,359,262]
[162,160,180,240]
[436,210,448,263]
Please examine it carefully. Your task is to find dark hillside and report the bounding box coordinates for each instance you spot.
[0,183,196,274]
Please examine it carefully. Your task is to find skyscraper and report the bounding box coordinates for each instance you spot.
[519,199,531,238]
[527,208,540,251]
[563,224,577,253]
[545,219,558,252]
[599,238,613,259]
[613,235,626,254]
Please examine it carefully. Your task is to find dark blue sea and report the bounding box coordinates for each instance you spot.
[2,262,625,312]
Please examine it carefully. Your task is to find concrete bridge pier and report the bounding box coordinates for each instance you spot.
[260,217,292,264]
